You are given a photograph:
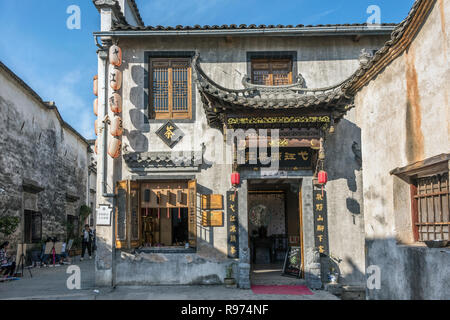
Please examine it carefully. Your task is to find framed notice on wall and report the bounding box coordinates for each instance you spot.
[96,204,112,226]
[201,194,223,210]
[201,211,224,227]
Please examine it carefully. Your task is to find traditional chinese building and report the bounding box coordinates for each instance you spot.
[0,61,97,254]
[91,0,447,297]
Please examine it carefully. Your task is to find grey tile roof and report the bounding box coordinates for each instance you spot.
[193,54,353,129]
[112,22,397,31]
[124,151,203,169]
[127,0,144,27]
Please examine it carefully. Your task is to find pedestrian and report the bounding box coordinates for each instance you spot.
[0,241,16,278]
[80,224,94,261]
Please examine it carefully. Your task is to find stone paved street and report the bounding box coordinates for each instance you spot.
[0,258,338,300]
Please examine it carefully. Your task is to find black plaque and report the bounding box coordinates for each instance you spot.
[155,120,184,148]
[313,188,329,256]
[282,246,302,278]
[227,191,239,259]
[238,147,312,170]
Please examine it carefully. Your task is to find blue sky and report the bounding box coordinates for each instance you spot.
[0,0,415,139]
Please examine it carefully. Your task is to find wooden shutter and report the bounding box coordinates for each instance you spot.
[251,58,292,86]
[150,58,192,120]
[151,60,170,119]
[188,179,197,247]
[115,181,128,249]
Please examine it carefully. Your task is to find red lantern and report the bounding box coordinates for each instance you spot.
[109,92,122,113]
[318,171,328,185]
[110,115,123,137]
[93,75,98,96]
[108,137,121,158]
[93,98,98,116]
[94,119,99,136]
[318,170,328,196]
[110,68,122,91]
[231,172,240,186]
[109,44,122,67]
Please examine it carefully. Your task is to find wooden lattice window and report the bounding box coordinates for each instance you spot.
[412,173,449,241]
[251,58,293,86]
[150,58,192,119]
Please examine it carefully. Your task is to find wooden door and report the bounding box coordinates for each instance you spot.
[188,180,197,247]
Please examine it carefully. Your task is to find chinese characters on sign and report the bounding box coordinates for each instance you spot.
[227,116,331,127]
[227,191,239,259]
[313,189,329,256]
[96,205,112,226]
[238,147,312,170]
[155,120,184,148]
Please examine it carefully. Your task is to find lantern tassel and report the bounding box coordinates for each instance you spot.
[167,208,170,219]
[158,208,160,219]
[178,207,181,220]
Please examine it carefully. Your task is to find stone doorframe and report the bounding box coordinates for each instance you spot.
[236,174,322,289]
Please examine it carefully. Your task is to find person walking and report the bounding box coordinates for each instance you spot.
[0,241,16,278]
[80,225,94,261]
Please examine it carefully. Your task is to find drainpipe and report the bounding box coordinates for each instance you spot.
[96,35,117,288]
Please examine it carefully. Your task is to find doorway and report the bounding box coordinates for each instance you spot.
[248,179,305,285]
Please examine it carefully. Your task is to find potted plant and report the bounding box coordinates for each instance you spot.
[224,263,236,288]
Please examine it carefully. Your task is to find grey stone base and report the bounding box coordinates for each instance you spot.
[238,263,251,289]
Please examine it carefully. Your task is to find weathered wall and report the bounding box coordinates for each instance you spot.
[0,67,91,249]
[101,33,389,286]
[354,0,450,299]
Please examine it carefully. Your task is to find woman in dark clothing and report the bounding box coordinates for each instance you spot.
[80,225,94,260]
[0,241,16,278]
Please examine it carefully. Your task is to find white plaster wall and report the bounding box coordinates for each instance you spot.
[354,0,450,299]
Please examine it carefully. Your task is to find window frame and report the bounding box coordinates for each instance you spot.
[411,173,449,242]
[391,154,450,244]
[251,58,293,86]
[246,51,298,86]
[145,51,196,124]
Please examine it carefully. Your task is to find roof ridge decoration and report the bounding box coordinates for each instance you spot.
[94,0,144,27]
[343,0,437,94]
[93,0,128,26]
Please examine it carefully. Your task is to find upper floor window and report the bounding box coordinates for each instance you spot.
[150,58,192,120]
[412,173,449,242]
[251,58,293,86]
